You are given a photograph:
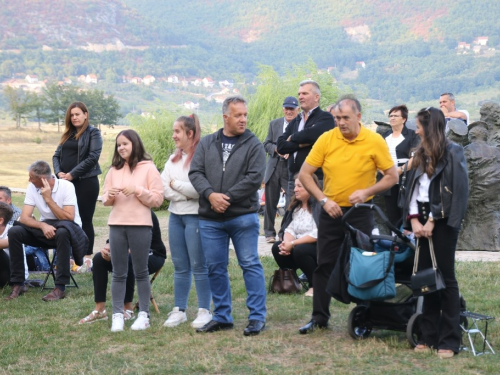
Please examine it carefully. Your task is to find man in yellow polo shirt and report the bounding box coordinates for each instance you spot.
[298,96,398,334]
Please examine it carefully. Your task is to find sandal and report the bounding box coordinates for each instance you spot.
[414,344,431,353]
[437,350,454,359]
[79,310,108,324]
[124,309,135,321]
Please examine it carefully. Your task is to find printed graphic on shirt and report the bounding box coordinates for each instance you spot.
[221,134,238,164]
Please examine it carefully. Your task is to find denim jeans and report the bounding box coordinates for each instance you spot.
[169,213,211,310]
[24,246,50,271]
[199,213,266,324]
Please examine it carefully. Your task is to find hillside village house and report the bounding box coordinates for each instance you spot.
[202,77,215,88]
[167,75,179,83]
[143,75,155,85]
[25,74,38,83]
[184,101,199,109]
[85,74,98,84]
[191,78,202,87]
[219,79,234,88]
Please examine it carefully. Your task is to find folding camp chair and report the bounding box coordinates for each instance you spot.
[134,266,163,314]
[40,249,79,291]
[460,311,495,356]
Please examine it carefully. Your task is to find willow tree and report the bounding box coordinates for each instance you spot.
[129,108,179,172]
[247,60,341,141]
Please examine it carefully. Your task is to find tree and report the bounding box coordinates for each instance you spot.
[85,90,121,130]
[43,83,65,132]
[28,92,46,131]
[3,86,32,128]
[247,60,341,141]
[129,108,179,171]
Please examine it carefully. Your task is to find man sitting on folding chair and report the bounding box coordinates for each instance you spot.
[79,210,166,324]
[5,160,87,302]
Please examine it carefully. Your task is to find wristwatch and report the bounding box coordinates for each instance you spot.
[319,197,328,206]
[291,240,295,248]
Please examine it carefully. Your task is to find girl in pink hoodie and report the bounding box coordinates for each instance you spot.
[102,129,163,332]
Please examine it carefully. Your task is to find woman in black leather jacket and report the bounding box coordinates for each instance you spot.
[403,107,468,359]
[382,104,420,226]
[53,102,103,256]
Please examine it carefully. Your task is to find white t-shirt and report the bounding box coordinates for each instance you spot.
[385,133,405,166]
[24,177,82,227]
[1,224,29,279]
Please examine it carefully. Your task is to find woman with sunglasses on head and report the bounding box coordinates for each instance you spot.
[161,114,212,329]
[382,105,420,226]
[402,107,468,359]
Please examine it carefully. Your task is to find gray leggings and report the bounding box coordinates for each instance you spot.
[109,225,152,314]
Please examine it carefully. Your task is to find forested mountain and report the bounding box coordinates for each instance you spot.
[1,0,500,109]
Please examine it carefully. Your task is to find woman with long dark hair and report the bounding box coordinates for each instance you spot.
[271,174,321,297]
[403,107,468,358]
[102,129,163,332]
[53,102,102,258]
[161,114,212,328]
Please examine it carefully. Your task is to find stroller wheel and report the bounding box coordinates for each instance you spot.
[406,312,422,347]
[347,305,372,339]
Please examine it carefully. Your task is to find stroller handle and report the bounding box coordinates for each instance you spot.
[342,203,411,245]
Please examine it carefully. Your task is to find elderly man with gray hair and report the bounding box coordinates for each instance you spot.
[5,160,87,302]
[189,96,267,336]
[277,80,336,207]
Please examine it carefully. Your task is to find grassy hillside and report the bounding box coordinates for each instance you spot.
[1,0,500,117]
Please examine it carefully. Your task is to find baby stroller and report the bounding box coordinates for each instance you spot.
[336,204,468,347]
[331,203,423,346]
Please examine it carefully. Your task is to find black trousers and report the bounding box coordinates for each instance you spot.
[73,176,99,255]
[271,241,317,287]
[8,224,72,285]
[312,208,374,325]
[416,217,461,353]
[383,184,403,227]
[0,250,10,288]
[264,159,288,237]
[92,251,165,303]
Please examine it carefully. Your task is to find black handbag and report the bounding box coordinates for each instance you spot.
[268,269,302,294]
[397,161,408,209]
[410,238,446,296]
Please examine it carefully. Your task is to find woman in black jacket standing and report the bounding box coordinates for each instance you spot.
[53,102,103,257]
[382,104,420,226]
[403,107,468,359]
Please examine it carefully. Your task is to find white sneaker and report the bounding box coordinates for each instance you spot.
[111,313,124,332]
[131,311,150,331]
[191,308,213,328]
[163,307,187,327]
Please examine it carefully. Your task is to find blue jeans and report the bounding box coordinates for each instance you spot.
[24,246,50,271]
[169,213,211,310]
[199,213,266,324]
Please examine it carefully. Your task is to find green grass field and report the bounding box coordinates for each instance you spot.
[1,194,499,374]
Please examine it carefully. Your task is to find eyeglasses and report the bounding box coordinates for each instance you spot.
[388,115,401,118]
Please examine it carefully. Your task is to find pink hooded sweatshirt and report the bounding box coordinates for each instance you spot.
[102,160,164,226]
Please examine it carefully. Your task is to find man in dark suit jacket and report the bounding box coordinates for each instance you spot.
[262,97,300,242]
[277,80,335,205]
